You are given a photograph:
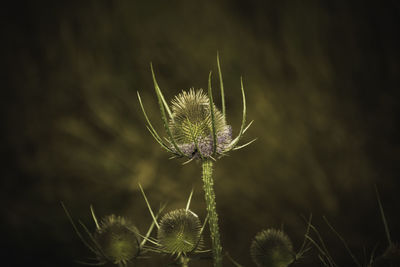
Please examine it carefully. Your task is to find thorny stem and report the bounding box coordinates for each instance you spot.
[180,255,189,267]
[202,159,222,267]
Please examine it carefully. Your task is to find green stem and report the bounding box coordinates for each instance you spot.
[180,255,189,267]
[202,159,222,267]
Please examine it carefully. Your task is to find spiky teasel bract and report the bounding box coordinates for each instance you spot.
[250,229,295,267]
[62,203,161,267]
[137,53,255,163]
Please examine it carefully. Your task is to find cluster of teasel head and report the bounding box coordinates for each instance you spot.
[137,53,255,163]
[248,192,400,267]
[62,203,144,266]
[61,56,310,267]
[62,186,208,266]
[63,198,307,267]
[62,55,256,266]
[63,55,400,266]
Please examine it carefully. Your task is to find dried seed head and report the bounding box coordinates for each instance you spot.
[95,215,140,265]
[157,209,203,254]
[250,229,294,267]
[169,89,232,158]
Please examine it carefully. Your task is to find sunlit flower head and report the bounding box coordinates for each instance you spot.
[169,89,232,158]
[137,54,255,163]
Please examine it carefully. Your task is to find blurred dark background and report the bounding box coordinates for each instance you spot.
[3,1,400,266]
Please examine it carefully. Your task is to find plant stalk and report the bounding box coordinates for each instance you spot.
[180,255,189,267]
[202,159,222,267]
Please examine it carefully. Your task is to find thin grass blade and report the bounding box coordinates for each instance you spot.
[145,126,173,152]
[61,202,99,255]
[217,52,226,118]
[75,260,106,266]
[150,64,183,155]
[227,77,247,151]
[190,213,209,254]
[139,183,160,229]
[243,120,254,134]
[140,203,166,248]
[136,232,161,247]
[369,243,379,266]
[207,71,217,155]
[150,63,172,118]
[186,188,194,211]
[375,185,392,245]
[90,205,100,230]
[232,138,257,151]
[182,157,195,165]
[323,216,361,267]
[309,224,337,267]
[306,235,330,267]
[78,220,105,255]
[317,254,330,267]
[137,91,172,152]
[226,252,244,267]
[297,214,313,259]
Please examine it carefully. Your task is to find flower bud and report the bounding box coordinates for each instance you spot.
[250,229,294,267]
[158,209,203,254]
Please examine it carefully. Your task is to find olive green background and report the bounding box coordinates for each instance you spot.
[3,1,400,266]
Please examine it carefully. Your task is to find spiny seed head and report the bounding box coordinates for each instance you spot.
[169,89,232,158]
[138,57,255,163]
[250,229,295,267]
[94,215,140,265]
[158,209,203,254]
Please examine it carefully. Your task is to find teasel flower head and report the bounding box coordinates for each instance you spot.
[138,185,209,259]
[250,229,295,267]
[157,208,203,254]
[137,53,255,163]
[168,88,232,158]
[62,203,160,267]
[94,215,141,266]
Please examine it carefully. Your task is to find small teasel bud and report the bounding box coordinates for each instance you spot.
[94,215,141,265]
[157,208,203,254]
[250,229,295,267]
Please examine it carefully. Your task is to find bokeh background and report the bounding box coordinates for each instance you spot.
[3,1,400,266]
